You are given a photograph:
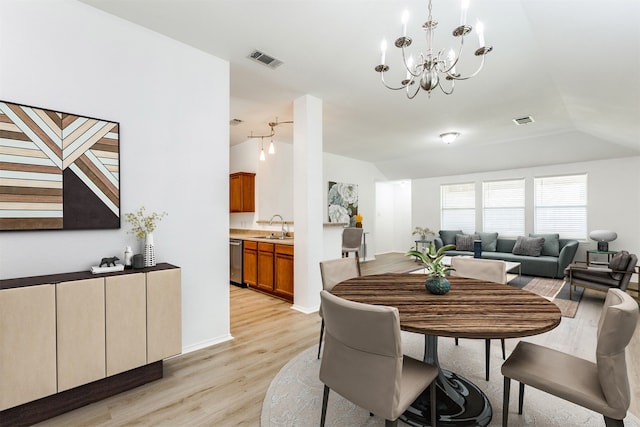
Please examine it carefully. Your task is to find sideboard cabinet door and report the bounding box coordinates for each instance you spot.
[0,284,57,411]
[105,274,147,376]
[56,278,106,391]
[147,268,182,362]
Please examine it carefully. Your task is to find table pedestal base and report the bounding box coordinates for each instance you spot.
[400,369,492,426]
[400,335,492,426]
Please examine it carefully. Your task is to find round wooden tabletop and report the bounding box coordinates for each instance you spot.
[331,273,562,339]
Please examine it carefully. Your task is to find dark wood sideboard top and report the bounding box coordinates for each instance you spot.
[0,263,180,290]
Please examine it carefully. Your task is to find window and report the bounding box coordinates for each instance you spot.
[482,179,525,236]
[534,174,587,239]
[440,183,475,232]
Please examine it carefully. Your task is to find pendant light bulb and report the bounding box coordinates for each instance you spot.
[268,139,275,154]
[259,147,266,161]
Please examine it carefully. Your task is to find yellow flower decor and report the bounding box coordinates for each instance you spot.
[125,206,167,240]
[355,213,363,223]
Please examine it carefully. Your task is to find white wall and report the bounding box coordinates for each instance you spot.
[411,157,640,262]
[0,0,231,353]
[375,180,412,254]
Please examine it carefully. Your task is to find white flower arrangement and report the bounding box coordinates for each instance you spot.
[125,206,167,240]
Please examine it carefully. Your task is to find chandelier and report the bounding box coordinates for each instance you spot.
[248,118,293,161]
[374,0,492,98]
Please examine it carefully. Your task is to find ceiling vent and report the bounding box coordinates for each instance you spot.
[229,118,243,126]
[248,50,283,69]
[513,116,535,125]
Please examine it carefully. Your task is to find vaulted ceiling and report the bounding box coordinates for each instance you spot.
[81,0,640,179]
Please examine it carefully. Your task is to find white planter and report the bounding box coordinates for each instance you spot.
[144,232,156,267]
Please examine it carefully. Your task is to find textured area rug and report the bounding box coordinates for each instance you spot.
[261,332,640,427]
[508,275,583,318]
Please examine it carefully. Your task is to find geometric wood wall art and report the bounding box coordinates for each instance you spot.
[0,101,120,230]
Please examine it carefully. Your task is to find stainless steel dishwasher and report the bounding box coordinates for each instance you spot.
[230,238,245,287]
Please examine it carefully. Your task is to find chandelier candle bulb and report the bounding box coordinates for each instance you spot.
[461,0,469,25]
[380,39,387,65]
[477,21,485,47]
[401,10,409,37]
[406,56,414,80]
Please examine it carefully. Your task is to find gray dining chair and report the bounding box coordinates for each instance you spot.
[341,227,364,274]
[450,256,508,380]
[501,288,639,427]
[319,290,438,427]
[317,258,360,359]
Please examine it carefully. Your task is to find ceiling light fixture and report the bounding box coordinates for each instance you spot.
[248,118,293,161]
[440,132,460,144]
[375,0,493,98]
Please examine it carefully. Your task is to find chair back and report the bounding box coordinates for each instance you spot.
[342,227,363,251]
[319,258,360,292]
[450,257,507,284]
[595,288,639,417]
[318,290,402,420]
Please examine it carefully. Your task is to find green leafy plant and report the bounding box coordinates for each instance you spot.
[406,242,456,278]
[125,206,167,240]
[412,226,434,237]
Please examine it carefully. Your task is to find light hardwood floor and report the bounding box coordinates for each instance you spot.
[36,253,640,426]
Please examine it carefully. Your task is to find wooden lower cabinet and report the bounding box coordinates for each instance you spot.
[243,240,294,303]
[0,284,57,411]
[147,268,182,362]
[274,244,294,301]
[56,278,106,392]
[243,240,257,287]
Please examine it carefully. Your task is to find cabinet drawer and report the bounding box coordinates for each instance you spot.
[258,242,275,252]
[275,244,294,256]
[244,240,257,250]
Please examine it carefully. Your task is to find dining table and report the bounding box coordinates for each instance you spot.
[331,273,562,427]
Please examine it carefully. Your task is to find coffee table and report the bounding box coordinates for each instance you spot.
[441,256,521,276]
[332,273,561,426]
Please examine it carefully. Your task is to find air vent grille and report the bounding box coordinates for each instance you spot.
[248,50,283,69]
[229,118,243,126]
[513,116,534,125]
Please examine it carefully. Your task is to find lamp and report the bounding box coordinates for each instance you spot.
[248,118,292,161]
[589,230,617,251]
[374,0,492,98]
[440,132,459,144]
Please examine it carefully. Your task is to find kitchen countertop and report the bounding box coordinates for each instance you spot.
[230,230,294,246]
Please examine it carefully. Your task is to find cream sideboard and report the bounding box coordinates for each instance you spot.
[0,263,181,426]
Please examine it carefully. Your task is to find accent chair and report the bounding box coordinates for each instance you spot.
[565,251,638,300]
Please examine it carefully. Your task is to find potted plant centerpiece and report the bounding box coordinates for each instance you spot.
[406,242,456,295]
[412,226,434,241]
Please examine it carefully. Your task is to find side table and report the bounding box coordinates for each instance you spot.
[413,239,431,261]
[586,249,617,266]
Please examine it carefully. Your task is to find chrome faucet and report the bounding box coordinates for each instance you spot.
[269,214,288,238]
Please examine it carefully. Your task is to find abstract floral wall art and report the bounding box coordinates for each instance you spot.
[328,181,358,226]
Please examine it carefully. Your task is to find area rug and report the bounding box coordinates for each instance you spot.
[261,332,640,427]
[508,275,583,318]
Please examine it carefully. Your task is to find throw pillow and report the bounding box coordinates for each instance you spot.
[609,250,630,280]
[475,231,498,252]
[512,236,545,257]
[439,230,463,246]
[455,233,475,251]
[529,233,560,257]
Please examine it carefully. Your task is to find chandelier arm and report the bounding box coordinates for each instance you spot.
[380,72,410,91]
[400,45,422,79]
[438,77,455,95]
[439,35,466,75]
[446,53,487,81]
[406,80,422,99]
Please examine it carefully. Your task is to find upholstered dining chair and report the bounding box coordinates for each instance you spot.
[450,256,508,381]
[317,258,360,359]
[501,288,639,427]
[341,227,364,274]
[318,290,438,427]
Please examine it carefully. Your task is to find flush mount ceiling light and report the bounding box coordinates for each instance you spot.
[248,118,293,161]
[375,0,493,98]
[440,132,460,144]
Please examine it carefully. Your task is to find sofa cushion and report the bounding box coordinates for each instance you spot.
[512,236,545,257]
[440,230,463,246]
[475,231,498,252]
[609,251,631,280]
[455,233,475,251]
[529,233,560,257]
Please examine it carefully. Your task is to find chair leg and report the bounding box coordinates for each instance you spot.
[385,420,398,427]
[485,339,491,381]
[603,416,625,427]
[501,338,506,359]
[518,382,525,414]
[355,251,361,276]
[503,376,510,427]
[320,385,330,427]
[317,319,325,359]
[455,337,459,346]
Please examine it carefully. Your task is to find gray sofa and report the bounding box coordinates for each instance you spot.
[433,230,579,279]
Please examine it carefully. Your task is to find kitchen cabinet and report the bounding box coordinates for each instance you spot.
[274,244,294,301]
[230,172,255,212]
[242,239,294,303]
[257,242,275,292]
[243,240,258,287]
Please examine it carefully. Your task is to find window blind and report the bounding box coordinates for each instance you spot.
[482,179,525,236]
[441,183,475,232]
[534,174,587,239]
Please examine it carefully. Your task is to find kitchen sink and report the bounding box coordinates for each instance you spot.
[250,235,292,240]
